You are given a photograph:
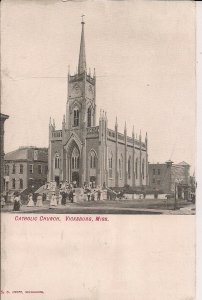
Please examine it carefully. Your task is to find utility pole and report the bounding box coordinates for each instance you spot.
[174,181,177,210]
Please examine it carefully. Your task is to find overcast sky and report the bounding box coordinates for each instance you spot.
[1,0,196,172]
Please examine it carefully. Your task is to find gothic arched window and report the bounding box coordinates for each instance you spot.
[108,151,113,179]
[72,148,79,170]
[73,108,79,127]
[142,159,145,180]
[119,154,123,179]
[135,158,138,179]
[90,151,96,169]
[87,107,91,127]
[55,154,60,169]
[128,156,131,179]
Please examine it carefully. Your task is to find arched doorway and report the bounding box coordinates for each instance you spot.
[65,137,82,187]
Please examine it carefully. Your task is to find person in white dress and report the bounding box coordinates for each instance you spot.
[36,194,43,207]
[27,193,34,207]
[58,192,62,205]
[50,193,57,207]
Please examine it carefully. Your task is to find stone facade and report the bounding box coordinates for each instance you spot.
[48,21,148,188]
[4,147,48,193]
[0,113,9,194]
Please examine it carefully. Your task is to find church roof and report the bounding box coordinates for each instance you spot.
[78,20,86,74]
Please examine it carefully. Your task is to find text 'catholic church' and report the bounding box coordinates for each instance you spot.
[48,20,149,188]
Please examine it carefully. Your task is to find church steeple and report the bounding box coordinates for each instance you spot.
[78,16,86,74]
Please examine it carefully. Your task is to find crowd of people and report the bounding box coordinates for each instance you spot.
[0,180,127,212]
[0,181,112,212]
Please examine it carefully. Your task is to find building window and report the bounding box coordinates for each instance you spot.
[5,165,9,176]
[45,165,48,175]
[158,169,160,175]
[38,164,42,174]
[20,164,23,174]
[12,164,16,174]
[90,151,96,168]
[108,152,113,179]
[29,164,33,174]
[153,169,155,175]
[73,109,79,127]
[135,158,138,179]
[19,179,23,189]
[87,107,91,127]
[142,159,145,180]
[157,179,161,185]
[119,155,123,179]
[12,178,15,189]
[128,156,131,179]
[55,154,60,169]
[72,148,79,169]
[152,178,155,184]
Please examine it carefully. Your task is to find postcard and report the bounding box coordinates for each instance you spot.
[1,1,199,299]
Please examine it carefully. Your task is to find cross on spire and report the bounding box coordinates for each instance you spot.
[81,14,85,24]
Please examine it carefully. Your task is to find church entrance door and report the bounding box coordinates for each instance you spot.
[72,171,79,187]
[55,176,60,187]
[90,176,96,188]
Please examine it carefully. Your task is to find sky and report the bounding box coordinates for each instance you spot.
[1,0,196,172]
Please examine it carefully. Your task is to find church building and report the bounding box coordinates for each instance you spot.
[48,20,149,188]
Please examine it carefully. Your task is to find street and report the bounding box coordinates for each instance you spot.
[1,198,195,215]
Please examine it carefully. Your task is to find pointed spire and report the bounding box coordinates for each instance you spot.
[105,111,107,120]
[124,121,127,134]
[49,117,52,126]
[139,129,142,140]
[115,116,118,126]
[145,131,148,141]
[78,16,86,74]
[132,125,135,137]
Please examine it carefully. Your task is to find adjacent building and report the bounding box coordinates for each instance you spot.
[148,160,191,199]
[4,147,48,194]
[0,113,9,194]
[48,20,149,188]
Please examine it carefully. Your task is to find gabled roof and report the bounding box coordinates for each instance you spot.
[5,149,28,161]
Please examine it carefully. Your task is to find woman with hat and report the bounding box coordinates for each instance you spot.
[13,192,21,211]
[50,192,57,207]
[36,193,43,207]
[27,193,35,207]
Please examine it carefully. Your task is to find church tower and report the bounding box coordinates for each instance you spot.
[66,18,96,133]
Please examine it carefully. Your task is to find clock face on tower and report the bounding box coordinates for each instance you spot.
[71,83,81,97]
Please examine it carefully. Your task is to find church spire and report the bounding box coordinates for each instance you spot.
[78,15,86,74]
